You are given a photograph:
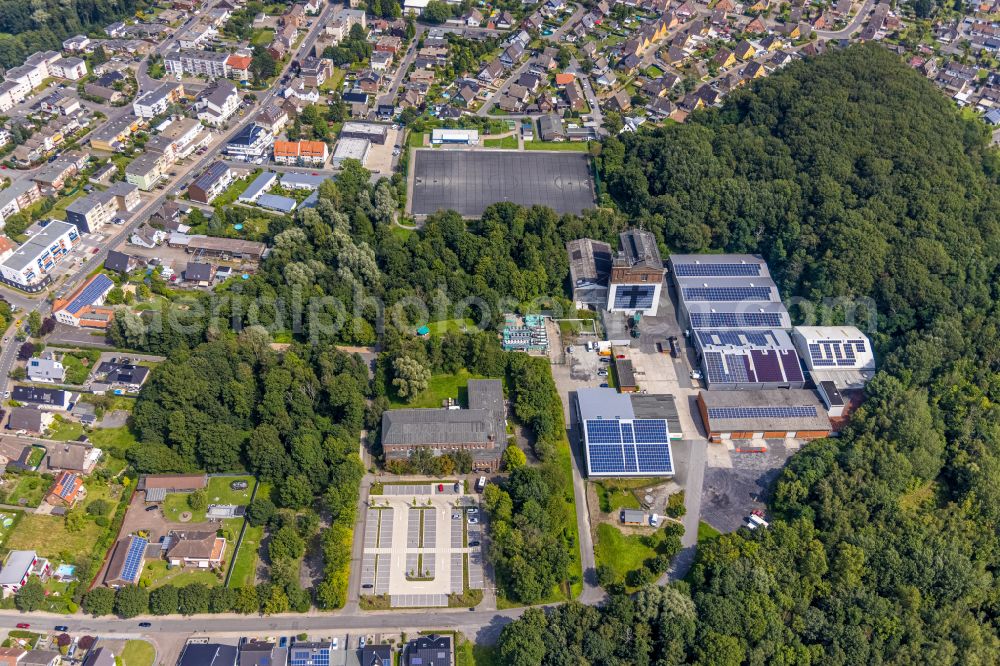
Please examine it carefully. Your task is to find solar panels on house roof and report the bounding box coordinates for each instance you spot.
[121,536,148,583]
[674,262,763,277]
[63,273,113,315]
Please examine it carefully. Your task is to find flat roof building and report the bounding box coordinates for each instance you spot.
[0,220,80,289]
[791,325,875,389]
[697,389,832,443]
[694,328,805,390]
[238,171,278,203]
[574,387,677,477]
[332,137,369,167]
[669,254,791,329]
[340,122,388,144]
[188,161,233,204]
[431,128,480,145]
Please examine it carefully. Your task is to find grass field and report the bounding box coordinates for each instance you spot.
[389,369,490,409]
[162,476,255,523]
[407,132,427,148]
[595,480,642,512]
[140,558,226,588]
[48,417,84,441]
[250,28,275,46]
[645,64,665,78]
[698,520,721,543]
[48,188,89,221]
[594,523,660,586]
[227,522,263,588]
[391,225,413,242]
[524,140,591,152]
[321,68,346,92]
[211,169,262,207]
[2,475,48,508]
[426,318,479,338]
[483,135,518,149]
[121,640,156,666]
[88,426,139,457]
[7,512,107,559]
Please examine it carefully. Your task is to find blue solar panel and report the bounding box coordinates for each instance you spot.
[674,262,762,277]
[585,418,672,475]
[697,329,775,348]
[121,536,148,583]
[682,286,772,302]
[706,406,818,419]
[689,312,784,328]
[633,419,668,443]
[64,273,114,315]
[586,419,622,444]
[636,444,673,474]
[613,285,656,310]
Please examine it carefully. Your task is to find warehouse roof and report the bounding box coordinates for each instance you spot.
[699,389,831,432]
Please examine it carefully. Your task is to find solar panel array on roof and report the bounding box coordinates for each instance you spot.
[63,273,114,315]
[57,473,79,498]
[584,418,673,475]
[682,286,772,302]
[121,536,148,583]
[808,340,867,367]
[707,405,818,419]
[674,262,762,277]
[689,312,785,328]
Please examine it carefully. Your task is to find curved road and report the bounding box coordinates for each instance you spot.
[815,0,875,39]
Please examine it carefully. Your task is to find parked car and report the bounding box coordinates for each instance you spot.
[566,346,574,354]
[54,625,68,632]
[359,637,366,649]
[454,482,460,492]
[138,622,151,628]
[469,540,480,547]
[690,370,703,380]
[468,517,479,524]
[15,624,29,629]
[145,505,157,512]
[362,583,374,589]
[600,383,609,388]
[437,483,444,492]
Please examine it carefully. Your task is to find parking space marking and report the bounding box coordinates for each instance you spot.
[407,508,420,548]
[451,513,463,548]
[468,550,485,590]
[450,553,464,592]
[378,507,393,548]
[390,594,448,608]
[361,553,376,589]
[423,509,437,549]
[375,554,390,594]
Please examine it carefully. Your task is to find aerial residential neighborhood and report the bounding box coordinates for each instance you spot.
[0,0,996,663]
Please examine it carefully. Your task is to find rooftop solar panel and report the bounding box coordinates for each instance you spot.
[584,418,673,475]
[64,273,114,315]
[689,312,784,329]
[706,406,819,420]
[121,536,148,583]
[682,286,773,302]
[674,263,762,277]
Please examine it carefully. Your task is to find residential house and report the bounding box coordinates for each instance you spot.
[0,551,49,596]
[734,40,756,60]
[166,530,226,568]
[478,59,504,83]
[177,644,238,666]
[538,114,565,141]
[104,250,137,274]
[300,57,333,87]
[712,48,736,69]
[256,102,289,134]
[226,54,253,81]
[130,224,165,249]
[46,442,101,474]
[188,161,234,204]
[132,82,183,118]
[7,407,51,434]
[196,79,240,127]
[46,470,86,507]
[26,355,65,383]
[20,652,59,666]
[52,273,116,329]
[607,89,632,112]
[403,635,452,666]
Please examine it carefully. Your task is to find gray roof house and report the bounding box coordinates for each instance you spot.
[26,356,65,383]
[381,379,505,471]
[7,407,46,434]
[404,635,452,666]
[83,647,117,666]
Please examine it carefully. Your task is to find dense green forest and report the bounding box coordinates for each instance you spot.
[0,0,146,69]
[495,45,1000,664]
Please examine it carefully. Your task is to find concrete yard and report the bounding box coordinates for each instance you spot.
[409,149,596,218]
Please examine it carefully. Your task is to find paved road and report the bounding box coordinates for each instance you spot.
[816,0,875,39]
[378,25,425,108]
[0,607,523,645]
[660,438,707,583]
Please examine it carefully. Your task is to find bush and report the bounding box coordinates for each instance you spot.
[188,489,207,512]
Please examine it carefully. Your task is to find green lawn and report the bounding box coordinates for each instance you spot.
[227,522,263,588]
[524,140,592,152]
[595,480,642,513]
[645,64,665,78]
[7,511,109,559]
[407,132,427,148]
[320,68,346,92]
[471,644,499,666]
[162,476,256,522]
[140,559,226,589]
[594,523,659,586]
[121,640,156,666]
[427,318,479,338]
[698,520,721,543]
[250,28,275,46]
[210,169,262,207]
[2,475,48,508]
[47,187,89,221]
[483,135,518,149]
[88,426,139,458]
[389,369,490,409]
[48,417,84,441]
[391,225,413,242]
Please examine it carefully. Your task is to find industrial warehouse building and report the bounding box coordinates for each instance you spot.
[575,388,681,477]
[431,128,480,145]
[697,389,832,443]
[339,122,388,145]
[566,230,664,315]
[792,325,875,417]
[381,379,506,471]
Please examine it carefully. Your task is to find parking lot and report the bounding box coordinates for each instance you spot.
[700,440,801,532]
[361,482,485,607]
